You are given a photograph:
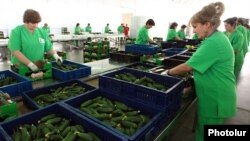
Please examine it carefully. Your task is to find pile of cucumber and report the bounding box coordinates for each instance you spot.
[114,73,168,91]
[131,65,152,72]
[79,96,150,136]
[54,63,79,71]
[11,114,101,141]
[33,83,87,107]
[0,76,17,87]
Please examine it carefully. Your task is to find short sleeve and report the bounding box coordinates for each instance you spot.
[8,29,21,52]
[232,32,243,52]
[186,41,218,74]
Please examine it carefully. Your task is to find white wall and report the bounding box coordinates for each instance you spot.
[0,0,249,38]
[0,0,136,36]
[134,0,250,39]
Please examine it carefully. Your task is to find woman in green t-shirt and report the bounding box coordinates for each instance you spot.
[104,23,111,33]
[74,23,83,35]
[177,25,187,40]
[236,18,248,56]
[161,2,236,141]
[166,22,181,41]
[224,17,244,80]
[8,9,62,72]
[85,23,92,33]
[42,23,50,35]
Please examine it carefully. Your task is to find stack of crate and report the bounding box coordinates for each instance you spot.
[125,38,136,45]
[0,31,4,39]
[83,41,110,63]
[61,27,70,34]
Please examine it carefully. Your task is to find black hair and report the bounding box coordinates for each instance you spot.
[181,25,187,29]
[146,19,155,26]
[170,22,178,29]
[224,17,237,27]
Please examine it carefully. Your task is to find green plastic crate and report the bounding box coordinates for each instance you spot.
[0,91,17,121]
[11,62,52,81]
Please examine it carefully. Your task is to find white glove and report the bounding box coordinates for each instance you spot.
[27,62,39,71]
[161,69,169,76]
[53,53,63,62]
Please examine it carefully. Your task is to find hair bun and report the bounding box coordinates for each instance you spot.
[213,2,224,16]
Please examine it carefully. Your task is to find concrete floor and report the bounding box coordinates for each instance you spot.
[0,43,249,141]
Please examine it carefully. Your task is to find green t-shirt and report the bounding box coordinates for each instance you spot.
[229,30,244,54]
[192,33,199,39]
[166,29,177,41]
[8,25,52,66]
[105,26,110,33]
[223,31,230,37]
[236,25,248,55]
[42,26,50,34]
[85,26,92,33]
[186,31,236,118]
[248,29,250,46]
[117,25,124,34]
[177,30,185,39]
[135,26,149,45]
[228,30,244,78]
[74,26,82,35]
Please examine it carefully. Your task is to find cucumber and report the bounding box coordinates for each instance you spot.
[62,131,76,141]
[125,110,140,116]
[77,132,94,141]
[80,107,93,115]
[42,126,50,136]
[44,122,54,130]
[125,73,137,82]
[35,124,44,139]
[112,109,124,117]
[110,116,124,122]
[12,130,21,141]
[39,114,57,123]
[20,127,31,141]
[140,115,150,123]
[103,121,117,127]
[61,126,71,137]
[45,117,62,125]
[144,77,154,83]
[88,108,98,115]
[49,134,63,140]
[153,83,167,91]
[74,125,85,133]
[114,101,128,111]
[126,116,141,123]
[105,98,114,107]
[80,100,93,107]
[129,127,136,136]
[92,113,110,120]
[97,107,114,113]
[30,124,37,139]
[59,119,71,131]
[121,120,137,128]
[87,103,99,109]
[116,126,125,133]
[88,132,101,141]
